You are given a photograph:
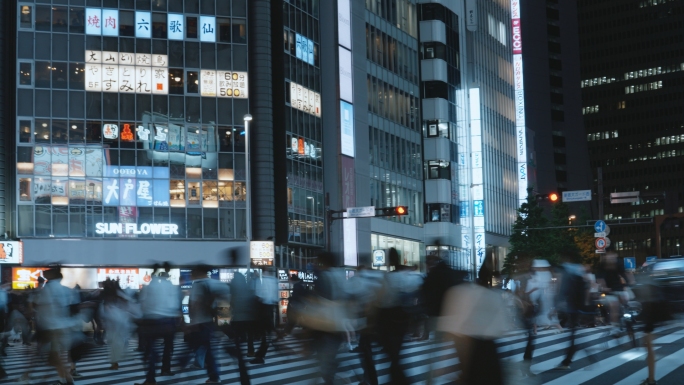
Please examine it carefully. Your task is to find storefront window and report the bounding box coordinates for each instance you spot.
[371,233,424,270]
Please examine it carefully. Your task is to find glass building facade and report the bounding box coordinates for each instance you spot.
[282,0,325,249]
[365,0,424,228]
[13,0,250,241]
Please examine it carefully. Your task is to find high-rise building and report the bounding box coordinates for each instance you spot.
[321,0,520,276]
[578,0,684,260]
[520,0,591,200]
[0,0,327,278]
[321,0,425,269]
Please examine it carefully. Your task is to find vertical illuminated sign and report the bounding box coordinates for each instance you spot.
[102,9,119,37]
[86,8,102,35]
[511,0,528,207]
[469,88,486,274]
[199,16,216,42]
[168,14,184,40]
[337,0,356,266]
[135,12,152,38]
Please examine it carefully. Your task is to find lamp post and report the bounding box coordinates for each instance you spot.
[243,114,252,242]
[307,196,315,244]
[568,215,576,226]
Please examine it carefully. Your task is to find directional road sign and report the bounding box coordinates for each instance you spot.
[594,220,607,233]
[346,206,375,218]
[562,190,592,202]
[624,257,636,271]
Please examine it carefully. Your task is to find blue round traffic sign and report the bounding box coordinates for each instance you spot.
[594,220,607,233]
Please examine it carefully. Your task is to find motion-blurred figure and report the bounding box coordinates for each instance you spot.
[250,268,278,365]
[528,259,562,334]
[554,253,587,371]
[283,274,306,335]
[33,267,80,385]
[376,248,411,385]
[596,251,630,330]
[347,265,382,385]
[186,266,229,384]
[226,269,256,385]
[439,279,508,385]
[102,278,140,371]
[305,252,348,384]
[134,267,180,385]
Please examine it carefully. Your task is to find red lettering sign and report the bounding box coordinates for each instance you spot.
[121,124,134,141]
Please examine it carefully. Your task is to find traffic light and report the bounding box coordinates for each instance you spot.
[536,193,560,202]
[375,206,409,217]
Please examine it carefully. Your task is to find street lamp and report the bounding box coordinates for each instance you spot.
[568,215,576,225]
[243,114,252,242]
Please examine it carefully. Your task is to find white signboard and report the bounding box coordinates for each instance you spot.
[339,47,353,103]
[337,0,351,49]
[199,16,216,42]
[85,51,168,95]
[562,190,592,202]
[119,65,135,93]
[85,8,102,35]
[168,14,184,40]
[346,206,375,218]
[201,70,217,97]
[343,218,358,266]
[85,64,102,92]
[102,9,119,36]
[340,101,355,157]
[466,0,478,31]
[95,223,179,235]
[0,241,23,264]
[217,71,249,98]
[372,249,385,267]
[250,241,275,266]
[290,82,321,117]
[135,11,152,38]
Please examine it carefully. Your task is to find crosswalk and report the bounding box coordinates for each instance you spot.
[2,323,684,384]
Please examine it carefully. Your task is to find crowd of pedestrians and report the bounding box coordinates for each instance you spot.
[0,248,667,385]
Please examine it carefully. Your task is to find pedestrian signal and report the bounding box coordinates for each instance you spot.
[375,206,409,217]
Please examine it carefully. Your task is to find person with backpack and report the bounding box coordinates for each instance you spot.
[186,266,229,384]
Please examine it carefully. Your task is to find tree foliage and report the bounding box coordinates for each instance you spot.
[502,190,548,276]
[503,190,586,277]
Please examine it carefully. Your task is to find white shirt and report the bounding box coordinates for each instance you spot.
[34,279,79,331]
[140,278,181,319]
[255,275,278,305]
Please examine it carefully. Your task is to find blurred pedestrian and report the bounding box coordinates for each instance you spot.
[528,259,562,334]
[347,265,382,385]
[376,248,411,385]
[106,282,133,369]
[439,280,508,385]
[306,252,347,384]
[250,268,278,365]
[554,253,586,371]
[638,268,667,385]
[283,274,306,335]
[226,270,256,385]
[134,268,180,385]
[186,266,229,384]
[33,267,80,385]
[422,250,466,339]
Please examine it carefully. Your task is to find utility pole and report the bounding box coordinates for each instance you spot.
[597,167,604,220]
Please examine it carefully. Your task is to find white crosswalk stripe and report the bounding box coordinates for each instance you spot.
[2,324,684,384]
